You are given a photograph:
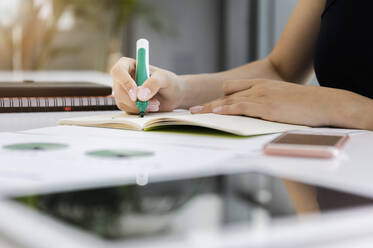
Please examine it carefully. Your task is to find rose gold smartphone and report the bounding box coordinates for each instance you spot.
[263,131,350,158]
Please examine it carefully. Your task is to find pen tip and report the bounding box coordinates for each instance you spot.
[140,112,145,118]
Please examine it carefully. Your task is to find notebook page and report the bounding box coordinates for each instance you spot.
[59,109,309,135]
[58,109,190,130]
[158,113,310,136]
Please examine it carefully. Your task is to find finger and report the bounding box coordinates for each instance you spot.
[190,99,226,114]
[137,70,167,101]
[116,102,139,114]
[222,80,261,96]
[116,98,160,114]
[212,102,267,119]
[190,97,248,114]
[111,58,137,102]
[146,99,161,112]
[111,57,136,76]
[113,81,139,113]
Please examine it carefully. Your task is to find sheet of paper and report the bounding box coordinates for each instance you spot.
[22,126,277,154]
[301,128,369,136]
[0,131,244,195]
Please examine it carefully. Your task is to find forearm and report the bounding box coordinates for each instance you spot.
[331,90,373,130]
[179,58,284,108]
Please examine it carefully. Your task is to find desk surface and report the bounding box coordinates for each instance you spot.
[0,128,372,248]
[229,130,373,198]
[0,111,121,132]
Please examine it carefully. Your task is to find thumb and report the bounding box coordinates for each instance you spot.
[137,70,168,101]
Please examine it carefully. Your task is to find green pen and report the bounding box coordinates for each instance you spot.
[135,39,150,118]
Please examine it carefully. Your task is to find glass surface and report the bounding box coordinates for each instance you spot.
[12,172,372,242]
[273,134,344,146]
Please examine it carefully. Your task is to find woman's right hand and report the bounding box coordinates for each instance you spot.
[110,57,185,114]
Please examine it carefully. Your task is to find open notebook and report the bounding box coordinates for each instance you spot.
[58,110,309,136]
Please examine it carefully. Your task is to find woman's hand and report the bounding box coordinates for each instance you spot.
[190,79,348,127]
[110,57,185,114]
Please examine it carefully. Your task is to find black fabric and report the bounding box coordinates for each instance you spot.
[314,0,373,99]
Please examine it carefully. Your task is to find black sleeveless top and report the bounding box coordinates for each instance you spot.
[314,0,373,99]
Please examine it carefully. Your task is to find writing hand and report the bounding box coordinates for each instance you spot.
[111,57,184,114]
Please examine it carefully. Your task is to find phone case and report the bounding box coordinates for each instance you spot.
[263,132,349,158]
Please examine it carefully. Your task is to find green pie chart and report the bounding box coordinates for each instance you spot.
[86,149,154,159]
[3,143,68,151]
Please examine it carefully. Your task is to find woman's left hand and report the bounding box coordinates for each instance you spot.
[189,79,343,127]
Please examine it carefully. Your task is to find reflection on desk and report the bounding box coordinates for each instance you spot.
[5,171,373,247]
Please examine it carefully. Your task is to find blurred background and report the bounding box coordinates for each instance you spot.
[0,0,298,74]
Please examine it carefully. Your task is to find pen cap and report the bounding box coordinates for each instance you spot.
[136,39,150,78]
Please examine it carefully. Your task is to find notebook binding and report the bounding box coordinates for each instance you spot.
[0,96,119,113]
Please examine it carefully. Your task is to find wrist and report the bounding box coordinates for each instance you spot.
[177,75,191,109]
[329,89,373,130]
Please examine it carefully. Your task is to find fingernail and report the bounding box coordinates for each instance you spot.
[147,104,159,112]
[128,88,137,101]
[213,106,222,113]
[138,88,151,101]
[190,105,204,113]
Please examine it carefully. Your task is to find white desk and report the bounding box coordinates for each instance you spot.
[0,111,121,132]
[228,130,373,198]
[0,127,372,248]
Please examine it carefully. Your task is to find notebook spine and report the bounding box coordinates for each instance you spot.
[0,96,119,113]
